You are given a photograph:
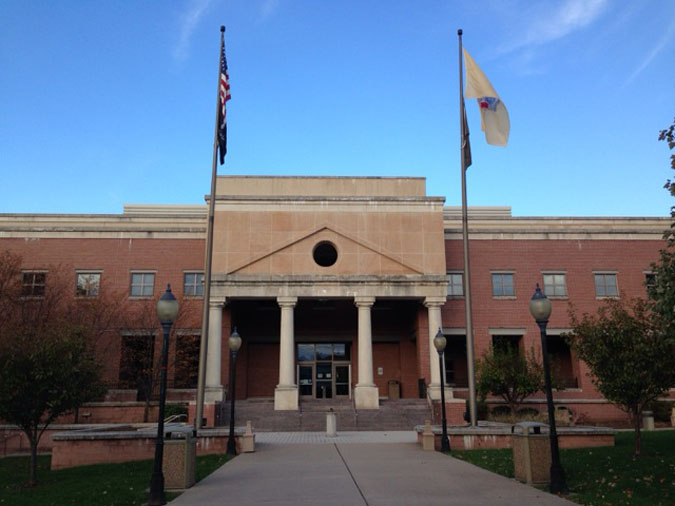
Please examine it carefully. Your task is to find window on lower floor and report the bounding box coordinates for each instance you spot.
[173,334,200,388]
[22,271,46,297]
[447,272,464,297]
[183,272,204,297]
[594,272,618,298]
[130,272,155,297]
[76,272,101,297]
[491,272,515,297]
[443,335,468,387]
[543,273,567,298]
[119,332,156,401]
[491,334,522,354]
[547,334,578,389]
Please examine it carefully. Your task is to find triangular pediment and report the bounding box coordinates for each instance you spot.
[228,225,423,276]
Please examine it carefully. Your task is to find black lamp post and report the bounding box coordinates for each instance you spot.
[148,284,179,506]
[226,327,242,457]
[433,328,451,452]
[530,284,568,495]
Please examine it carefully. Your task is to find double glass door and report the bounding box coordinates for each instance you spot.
[297,343,351,399]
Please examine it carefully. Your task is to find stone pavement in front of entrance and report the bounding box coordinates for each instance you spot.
[170,433,576,506]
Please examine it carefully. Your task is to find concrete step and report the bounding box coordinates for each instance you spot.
[224,398,433,432]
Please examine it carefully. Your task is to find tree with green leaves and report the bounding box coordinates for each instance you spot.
[567,299,675,457]
[477,347,545,420]
[0,251,117,485]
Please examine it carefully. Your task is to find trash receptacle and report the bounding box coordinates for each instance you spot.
[512,421,551,486]
[163,427,196,490]
[388,380,400,400]
[642,410,655,431]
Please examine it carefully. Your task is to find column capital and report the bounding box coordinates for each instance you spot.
[354,296,376,308]
[277,296,298,308]
[209,298,226,309]
[423,296,446,308]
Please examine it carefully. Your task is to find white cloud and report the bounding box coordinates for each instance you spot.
[623,18,675,86]
[174,0,214,62]
[502,0,609,53]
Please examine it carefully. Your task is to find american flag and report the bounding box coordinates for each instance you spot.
[218,41,231,165]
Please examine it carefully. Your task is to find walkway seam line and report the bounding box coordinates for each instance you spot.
[333,443,370,506]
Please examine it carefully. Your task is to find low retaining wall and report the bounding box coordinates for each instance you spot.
[1,424,106,456]
[50,425,245,470]
[415,422,615,451]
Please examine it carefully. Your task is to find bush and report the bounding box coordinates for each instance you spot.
[164,403,188,419]
[649,400,674,422]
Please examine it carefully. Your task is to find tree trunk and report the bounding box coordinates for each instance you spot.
[633,408,642,457]
[27,431,38,486]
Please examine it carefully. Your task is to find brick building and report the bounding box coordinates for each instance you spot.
[0,176,669,425]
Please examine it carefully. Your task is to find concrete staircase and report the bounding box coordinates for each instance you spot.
[223,398,433,432]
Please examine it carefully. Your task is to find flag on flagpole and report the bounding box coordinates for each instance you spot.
[217,41,232,164]
[462,107,472,169]
[463,48,509,147]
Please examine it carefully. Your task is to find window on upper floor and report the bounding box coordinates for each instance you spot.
[446,272,464,297]
[76,272,101,297]
[183,272,204,297]
[594,272,618,298]
[130,272,155,298]
[491,272,515,297]
[543,272,567,298]
[22,271,46,297]
[491,334,522,354]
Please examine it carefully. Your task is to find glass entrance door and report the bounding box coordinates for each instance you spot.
[297,343,351,400]
[316,363,332,399]
[299,365,314,397]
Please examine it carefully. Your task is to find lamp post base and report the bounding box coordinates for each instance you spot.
[148,471,166,506]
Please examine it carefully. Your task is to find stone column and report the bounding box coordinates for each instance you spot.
[354,296,379,409]
[424,297,452,401]
[205,300,225,402]
[274,296,299,410]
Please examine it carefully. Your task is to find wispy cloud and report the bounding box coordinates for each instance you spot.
[623,18,675,87]
[502,0,609,53]
[259,0,281,21]
[173,0,214,62]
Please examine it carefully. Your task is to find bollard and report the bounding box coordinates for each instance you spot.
[422,420,435,451]
[326,408,337,437]
[241,420,255,452]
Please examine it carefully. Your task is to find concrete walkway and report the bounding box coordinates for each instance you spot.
[170,432,575,506]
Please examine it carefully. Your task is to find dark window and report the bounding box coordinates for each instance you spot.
[22,272,46,297]
[547,335,578,389]
[183,272,204,297]
[173,334,200,388]
[492,335,521,354]
[313,241,338,267]
[492,273,515,297]
[130,272,155,297]
[543,273,567,297]
[76,272,100,297]
[594,273,618,297]
[119,333,156,401]
[443,335,468,387]
[447,273,464,297]
[645,273,656,294]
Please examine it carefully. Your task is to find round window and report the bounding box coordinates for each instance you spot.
[313,241,338,267]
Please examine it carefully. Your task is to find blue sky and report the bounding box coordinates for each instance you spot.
[1,0,674,217]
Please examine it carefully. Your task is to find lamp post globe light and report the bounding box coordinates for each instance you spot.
[226,327,242,457]
[433,328,451,452]
[529,284,568,495]
[148,284,179,506]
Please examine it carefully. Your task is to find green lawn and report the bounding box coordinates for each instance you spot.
[0,453,231,506]
[451,430,675,506]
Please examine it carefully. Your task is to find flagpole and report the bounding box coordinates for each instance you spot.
[195,25,225,431]
[458,28,478,427]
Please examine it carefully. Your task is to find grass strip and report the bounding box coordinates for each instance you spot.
[0,453,231,506]
[450,430,675,506]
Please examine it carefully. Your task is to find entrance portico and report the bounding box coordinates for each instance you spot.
[204,176,450,411]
